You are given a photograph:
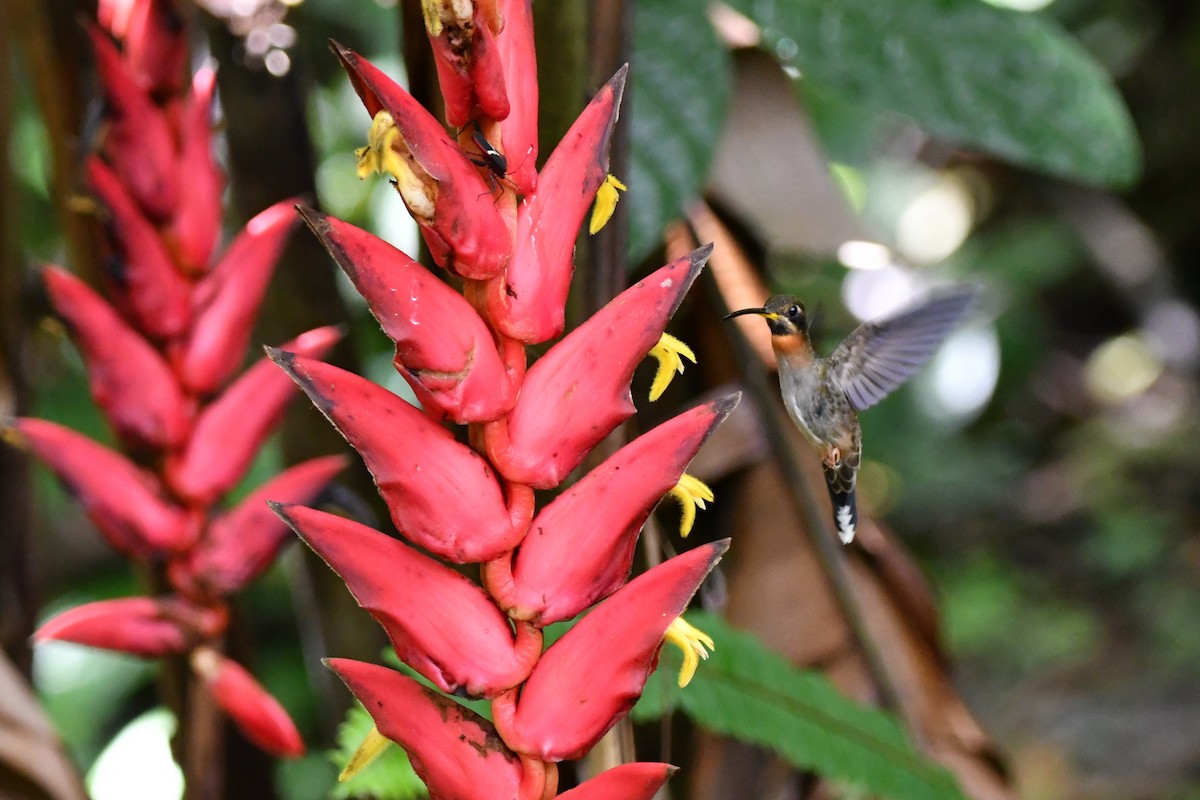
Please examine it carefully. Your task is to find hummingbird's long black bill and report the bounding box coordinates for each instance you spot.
[723,307,770,321]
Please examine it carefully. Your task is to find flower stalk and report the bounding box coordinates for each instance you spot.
[275,4,738,797]
[8,0,341,782]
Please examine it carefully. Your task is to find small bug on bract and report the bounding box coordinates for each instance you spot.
[460,120,523,197]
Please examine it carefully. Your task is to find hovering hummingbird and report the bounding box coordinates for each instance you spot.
[725,287,980,544]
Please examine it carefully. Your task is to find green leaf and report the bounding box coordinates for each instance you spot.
[329,703,426,800]
[634,611,968,800]
[726,0,1140,187]
[628,0,732,264]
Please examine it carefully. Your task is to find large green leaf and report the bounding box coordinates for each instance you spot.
[726,0,1140,187]
[629,0,732,264]
[633,611,968,800]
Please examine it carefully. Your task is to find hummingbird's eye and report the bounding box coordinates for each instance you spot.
[787,304,801,318]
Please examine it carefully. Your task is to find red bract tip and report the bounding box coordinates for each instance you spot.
[177,198,302,394]
[424,0,509,127]
[43,266,190,449]
[269,351,520,563]
[9,418,195,557]
[300,208,520,423]
[87,156,191,340]
[332,43,512,279]
[485,245,711,489]
[275,504,539,697]
[494,0,538,196]
[493,540,729,761]
[484,66,626,344]
[180,455,347,597]
[326,659,535,800]
[556,763,678,800]
[169,65,224,274]
[192,648,305,758]
[491,395,738,625]
[166,326,342,507]
[34,597,222,658]
[121,0,188,97]
[88,26,179,221]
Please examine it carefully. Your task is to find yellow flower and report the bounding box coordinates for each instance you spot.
[665,616,715,688]
[647,333,696,402]
[589,173,627,234]
[668,474,713,538]
[338,723,392,782]
[355,110,436,221]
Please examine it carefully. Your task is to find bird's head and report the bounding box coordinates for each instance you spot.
[723,294,808,337]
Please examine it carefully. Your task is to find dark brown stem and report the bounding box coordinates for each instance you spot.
[0,7,35,676]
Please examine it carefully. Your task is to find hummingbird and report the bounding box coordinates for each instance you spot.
[725,287,980,544]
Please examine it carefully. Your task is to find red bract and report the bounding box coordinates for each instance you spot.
[327,658,541,800]
[489,396,737,625]
[275,503,539,697]
[556,763,676,800]
[494,0,538,196]
[334,43,513,280]
[192,648,305,758]
[485,245,712,489]
[8,418,195,557]
[177,198,302,394]
[493,541,729,761]
[34,597,224,658]
[181,456,347,596]
[423,0,509,128]
[270,351,520,562]
[166,326,341,506]
[43,265,190,449]
[484,66,626,344]
[120,0,187,96]
[300,207,520,423]
[88,25,179,220]
[88,156,191,339]
[169,65,223,274]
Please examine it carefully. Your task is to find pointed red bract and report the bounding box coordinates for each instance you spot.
[494,541,728,761]
[426,0,509,127]
[34,597,223,658]
[178,199,301,394]
[89,26,179,221]
[88,156,191,339]
[270,351,520,563]
[169,65,224,274]
[495,0,538,195]
[493,396,737,625]
[485,246,711,488]
[166,326,341,506]
[333,44,512,279]
[301,208,519,423]
[276,504,538,696]
[11,418,195,556]
[193,648,304,758]
[121,0,188,97]
[556,763,677,800]
[43,266,190,449]
[485,66,626,343]
[181,456,346,596]
[327,659,533,800]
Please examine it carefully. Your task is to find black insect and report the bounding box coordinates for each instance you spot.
[462,120,514,195]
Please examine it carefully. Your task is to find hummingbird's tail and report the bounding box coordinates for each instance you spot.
[823,467,858,544]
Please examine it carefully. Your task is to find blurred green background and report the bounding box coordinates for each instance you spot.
[4,0,1199,798]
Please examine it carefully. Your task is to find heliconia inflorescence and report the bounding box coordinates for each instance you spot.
[6,0,342,759]
[268,2,739,797]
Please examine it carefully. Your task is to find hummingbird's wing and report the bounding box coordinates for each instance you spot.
[829,287,980,411]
